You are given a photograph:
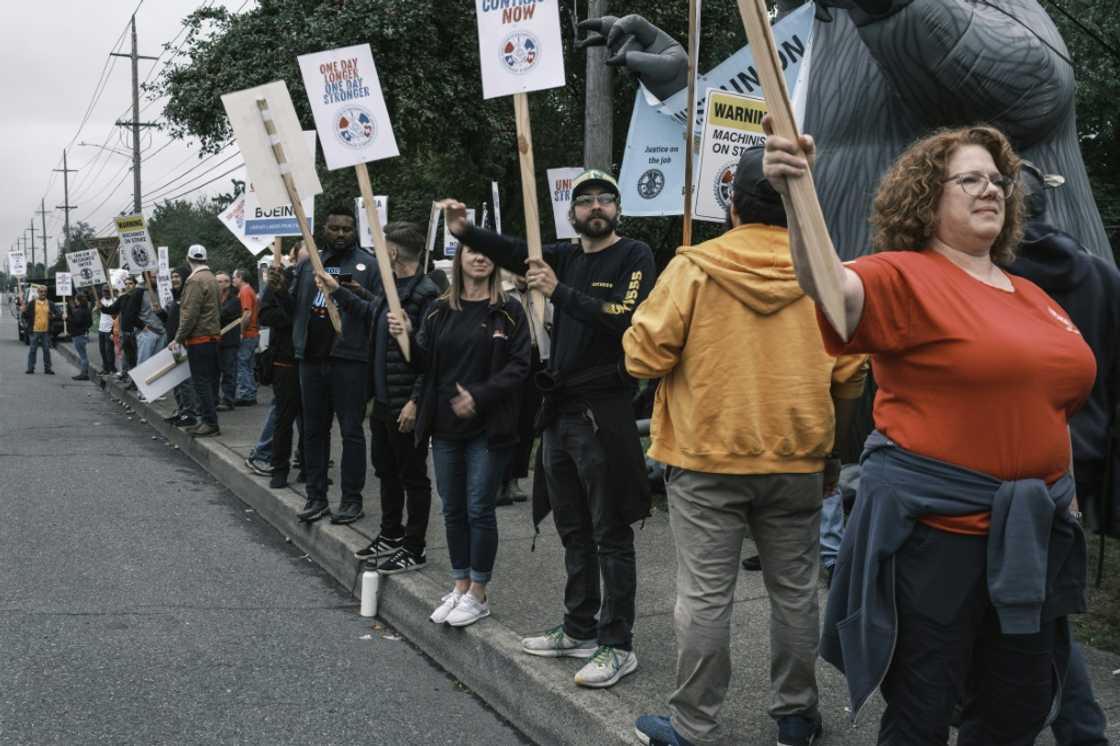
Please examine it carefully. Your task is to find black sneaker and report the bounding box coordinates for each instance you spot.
[245,456,274,476]
[190,423,221,438]
[375,547,426,574]
[330,504,365,525]
[495,481,514,507]
[175,415,198,428]
[297,498,330,523]
[777,713,822,746]
[216,400,234,412]
[354,533,404,561]
[44,369,55,375]
[163,411,181,422]
[742,554,762,572]
[72,374,90,381]
[269,471,289,489]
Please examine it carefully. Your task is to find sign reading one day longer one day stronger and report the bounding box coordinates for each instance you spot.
[297,44,399,171]
[475,0,565,99]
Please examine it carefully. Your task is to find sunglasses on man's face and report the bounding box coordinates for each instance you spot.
[572,193,618,208]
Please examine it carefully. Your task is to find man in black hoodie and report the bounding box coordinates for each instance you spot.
[67,292,93,381]
[281,204,381,524]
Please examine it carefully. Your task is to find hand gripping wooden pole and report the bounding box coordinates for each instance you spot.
[355,163,410,361]
[512,93,547,333]
[255,97,342,336]
[736,0,847,334]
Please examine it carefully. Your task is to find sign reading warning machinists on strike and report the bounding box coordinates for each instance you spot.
[693,90,768,223]
[297,44,399,171]
[475,0,565,99]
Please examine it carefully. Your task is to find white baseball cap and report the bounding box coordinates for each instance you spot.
[187,244,207,261]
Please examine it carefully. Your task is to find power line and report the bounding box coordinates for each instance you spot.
[142,159,243,207]
[141,143,237,199]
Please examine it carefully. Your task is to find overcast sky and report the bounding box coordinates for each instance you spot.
[0,0,252,269]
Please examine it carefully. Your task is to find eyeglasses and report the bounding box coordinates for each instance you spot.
[572,193,618,208]
[943,171,1015,199]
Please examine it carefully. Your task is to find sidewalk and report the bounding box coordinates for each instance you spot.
[59,345,1118,745]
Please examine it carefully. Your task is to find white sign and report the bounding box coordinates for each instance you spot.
[425,202,441,263]
[693,89,767,223]
[218,194,273,256]
[444,209,475,258]
[356,196,389,249]
[475,0,565,99]
[546,167,582,240]
[244,188,315,238]
[156,272,174,307]
[157,246,170,274]
[66,249,107,288]
[55,272,73,297]
[129,347,192,402]
[110,268,130,291]
[221,80,322,210]
[297,44,400,170]
[491,181,502,233]
[8,251,27,278]
[114,214,159,274]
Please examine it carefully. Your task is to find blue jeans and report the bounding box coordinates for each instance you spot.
[136,328,164,365]
[237,336,259,401]
[72,334,89,376]
[432,435,512,584]
[250,396,278,462]
[820,487,843,570]
[26,332,52,372]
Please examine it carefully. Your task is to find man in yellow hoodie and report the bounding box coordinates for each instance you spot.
[623,147,866,746]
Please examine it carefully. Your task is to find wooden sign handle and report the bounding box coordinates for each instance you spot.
[272,237,282,266]
[512,93,547,333]
[682,0,700,248]
[255,98,343,336]
[736,0,847,336]
[355,163,410,361]
[145,359,179,386]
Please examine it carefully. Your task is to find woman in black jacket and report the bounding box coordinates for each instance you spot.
[67,293,93,380]
[261,258,304,488]
[320,243,530,627]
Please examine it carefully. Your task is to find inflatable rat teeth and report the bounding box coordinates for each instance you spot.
[597,0,1112,262]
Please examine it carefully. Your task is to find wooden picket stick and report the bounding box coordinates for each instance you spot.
[736,0,846,334]
[512,93,547,333]
[255,97,342,335]
[272,236,282,266]
[422,201,440,278]
[682,0,700,248]
[355,164,410,361]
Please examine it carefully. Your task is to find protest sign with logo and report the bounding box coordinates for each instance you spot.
[546,167,582,240]
[475,0,565,99]
[109,268,129,291]
[355,195,388,249]
[444,209,476,258]
[693,90,767,223]
[114,214,158,274]
[243,130,318,238]
[297,44,399,170]
[157,246,170,274]
[55,272,73,297]
[8,251,27,278]
[65,249,107,288]
[156,273,174,307]
[617,3,813,217]
[218,194,273,256]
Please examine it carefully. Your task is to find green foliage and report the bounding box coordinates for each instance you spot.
[146,194,259,278]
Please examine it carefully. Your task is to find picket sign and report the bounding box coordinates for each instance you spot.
[682,0,702,246]
[423,201,441,278]
[297,44,408,359]
[735,0,845,335]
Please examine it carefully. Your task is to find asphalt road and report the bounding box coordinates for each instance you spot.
[0,310,529,746]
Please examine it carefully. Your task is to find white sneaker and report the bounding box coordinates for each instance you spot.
[446,593,490,627]
[520,625,598,658]
[574,646,638,688]
[430,590,463,624]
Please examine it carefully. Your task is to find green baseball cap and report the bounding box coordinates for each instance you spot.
[571,169,621,200]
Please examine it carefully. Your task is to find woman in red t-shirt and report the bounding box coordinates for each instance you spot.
[764,125,1095,743]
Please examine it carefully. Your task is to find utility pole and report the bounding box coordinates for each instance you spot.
[27,221,37,274]
[583,0,613,171]
[54,150,78,253]
[35,199,51,270]
[110,15,159,214]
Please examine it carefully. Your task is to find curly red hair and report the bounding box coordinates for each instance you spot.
[870,126,1025,265]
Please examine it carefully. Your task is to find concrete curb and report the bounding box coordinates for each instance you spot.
[60,344,634,746]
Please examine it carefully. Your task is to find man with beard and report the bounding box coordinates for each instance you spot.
[443,169,656,689]
[279,205,380,524]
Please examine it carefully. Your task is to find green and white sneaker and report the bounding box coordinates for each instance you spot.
[520,625,598,658]
[574,645,638,688]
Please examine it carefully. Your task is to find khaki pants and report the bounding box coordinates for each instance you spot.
[666,468,822,744]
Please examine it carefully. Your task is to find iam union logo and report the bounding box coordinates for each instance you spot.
[336,106,376,148]
[501,31,539,74]
[714,164,736,209]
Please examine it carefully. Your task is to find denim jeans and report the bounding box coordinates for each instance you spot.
[250,396,278,462]
[819,487,843,571]
[432,435,512,584]
[173,380,199,418]
[26,332,52,372]
[98,331,116,373]
[219,345,238,404]
[136,328,164,365]
[237,335,259,401]
[72,334,89,376]
[186,341,220,426]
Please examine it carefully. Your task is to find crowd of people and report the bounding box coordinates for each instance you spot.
[26,122,1117,746]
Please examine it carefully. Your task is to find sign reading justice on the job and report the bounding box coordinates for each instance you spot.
[475,0,565,99]
[297,44,399,171]
[693,90,768,223]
